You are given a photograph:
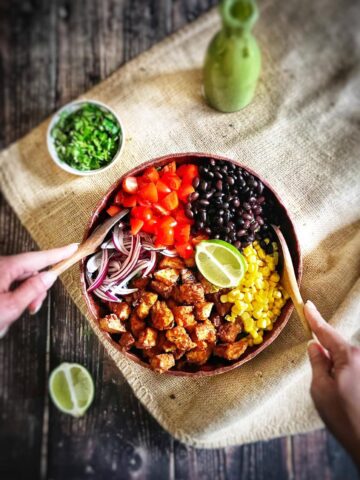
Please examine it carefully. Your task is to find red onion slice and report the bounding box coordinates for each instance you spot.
[87,249,109,292]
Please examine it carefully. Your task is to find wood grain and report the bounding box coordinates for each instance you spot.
[0,1,359,479]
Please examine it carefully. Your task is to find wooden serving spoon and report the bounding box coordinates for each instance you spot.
[271,225,312,337]
[49,209,129,276]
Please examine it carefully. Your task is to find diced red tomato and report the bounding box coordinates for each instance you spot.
[177,184,194,203]
[131,206,153,222]
[175,242,194,259]
[114,190,125,205]
[122,194,137,208]
[107,205,122,217]
[176,164,198,184]
[156,179,172,198]
[143,166,159,183]
[175,224,190,244]
[161,161,176,174]
[155,215,177,246]
[122,176,138,194]
[161,191,179,211]
[138,182,158,203]
[158,215,177,229]
[161,173,181,191]
[153,203,170,216]
[141,217,158,234]
[130,218,144,235]
[191,234,209,246]
[175,208,194,226]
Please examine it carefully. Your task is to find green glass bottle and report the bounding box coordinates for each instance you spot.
[203,0,261,113]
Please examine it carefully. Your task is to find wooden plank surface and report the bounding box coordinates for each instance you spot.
[0,1,359,479]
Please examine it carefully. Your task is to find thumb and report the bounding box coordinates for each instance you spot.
[308,340,332,381]
[4,271,57,324]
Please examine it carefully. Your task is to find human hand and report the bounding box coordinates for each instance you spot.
[0,243,78,335]
[305,301,360,466]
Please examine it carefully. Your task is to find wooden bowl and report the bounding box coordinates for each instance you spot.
[80,153,302,376]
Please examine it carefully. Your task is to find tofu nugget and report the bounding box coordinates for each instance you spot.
[179,283,205,304]
[119,332,135,350]
[186,342,212,365]
[150,280,173,299]
[217,322,242,343]
[184,257,196,268]
[195,302,214,321]
[150,353,175,373]
[193,321,216,343]
[130,312,146,338]
[135,327,158,349]
[214,339,248,360]
[131,276,150,289]
[159,256,185,270]
[173,306,196,330]
[108,302,131,321]
[151,301,174,330]
[135,291,158,319]
[181,268,196,284]
[153,268,180,286]
[99,314,127,334]
[166,326,196,351]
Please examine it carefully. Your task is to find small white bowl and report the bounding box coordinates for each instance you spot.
[47,99,125,176]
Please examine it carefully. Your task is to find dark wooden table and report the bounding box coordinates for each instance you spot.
[0,1,359,479]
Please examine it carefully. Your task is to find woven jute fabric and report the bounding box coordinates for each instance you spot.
[1,0,359,448]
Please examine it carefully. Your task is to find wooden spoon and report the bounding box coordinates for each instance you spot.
[49,209,129,276]
[271,225,312,337]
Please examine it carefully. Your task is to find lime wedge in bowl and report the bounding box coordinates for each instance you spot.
[49,363,94,417]
[195,240,247,288]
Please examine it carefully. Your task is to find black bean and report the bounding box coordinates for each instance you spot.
[243,202,251,211]
[189,192,199,202]
[243,220,251,229]
[214,191,223,198]
[232,198,240,208]
[209,158,216,166]
[204,190,214,199]
[237,229,247,237]
[250,222,259,231]
[217,217,224,226]
[199,199,210,206]
[242,241,251,247]
[256,216,264,226]
[236,218,245,227]
[218,209,225,216]
[193,177,200,188]
[205,171,214,179]
[247,234,255,242]
[258,196,265,204]
[249,196,257,205]
[197,221,204,230]
[199,210,207,222]
[227,176,235,185]
[242,212,252,221]
[215,171,223,179]
[205,227,212,235]
[252,180,258,189]
[214,233,220,239]
[200,180,208,191]
[185,209,194,219]
[234,241,242,249]
[228,221,235,230]
[253,206,262,215]
[216,180,223,191]
[257,182,264,194]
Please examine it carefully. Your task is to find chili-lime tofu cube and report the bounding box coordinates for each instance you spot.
[184,257,196,268]
[181,268,196,284]
[173,306,196,330]
[170,286,182,304]
[195,302,214,321]
[150,280,173,299]
[135,327,158,349]
[159,256,185,270]
[108,302,131,320]
[214,339,248,360]
[173,349,186,360]
[217,322,242,343]
[135,291,158,319]
[151,301,174,330]
[130,312,146,338]
[193,321,216,343]
[166,326,196,351]
[99,314,127,334]
[186,342,212,365]
[153,268,180,286]
[150,353,175,373]
[131,276,150,289]
[179,283,205,304]
[119,332,135,350]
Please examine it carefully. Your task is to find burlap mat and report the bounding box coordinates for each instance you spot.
[1,0,360,448]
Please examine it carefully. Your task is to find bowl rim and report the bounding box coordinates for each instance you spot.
[46,99,125,176]
[80,152,302,377]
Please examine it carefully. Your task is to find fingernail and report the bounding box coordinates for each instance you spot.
[0,326,9,339]
[305,300,317,311]
[29,302,43,316]
[307,340,319,358]
[39,270,58,288]
[68,243,80,252]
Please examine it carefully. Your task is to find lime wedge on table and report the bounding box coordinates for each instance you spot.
[195,240,247,288]
[49,363,94,418]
